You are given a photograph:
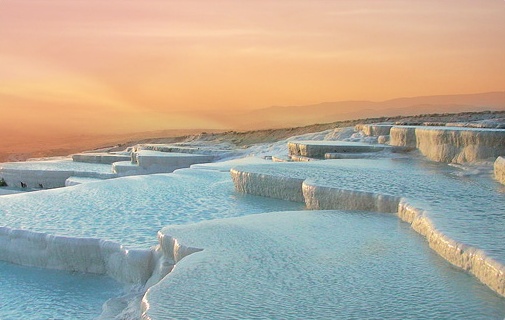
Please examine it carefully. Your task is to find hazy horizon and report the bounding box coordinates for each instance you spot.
[1,1,505,155]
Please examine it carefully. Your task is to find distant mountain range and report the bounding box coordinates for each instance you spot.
[2,91,504,162]
[233,91,505,129]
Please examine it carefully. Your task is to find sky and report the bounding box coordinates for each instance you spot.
[1,0,505,137]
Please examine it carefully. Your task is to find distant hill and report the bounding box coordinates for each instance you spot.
[0,129,220,163]
[236,92,505,129]
[2,92,504,162]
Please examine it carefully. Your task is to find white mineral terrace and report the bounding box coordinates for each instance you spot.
[230,158,505,297]
[288,140,387,158]
[72,152,131,164]
[494,156,505,185]
[137,143,238,160]
[0,164,303,318]
[355,123,393,136]
[0,160,115,189]
[389,126,505,163]
[0,168,301,250]
[135,150,214,172]
[1,124,505,318]
[112,150,216,176]
[0,149,219,187]
[142,211,505,319]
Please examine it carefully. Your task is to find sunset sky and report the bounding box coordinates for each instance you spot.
[1,0,505,137]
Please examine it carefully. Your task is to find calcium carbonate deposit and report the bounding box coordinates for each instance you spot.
[143,211,505,319]
[1,124,505,319]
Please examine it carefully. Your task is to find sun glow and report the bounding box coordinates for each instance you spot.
[1,0,504,154]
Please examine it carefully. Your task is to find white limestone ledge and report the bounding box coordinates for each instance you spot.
[114,151,215,176]
[356,124,393,137]
[144,232,203,289]
[230,168,305,202]
[390,126,505,163]
[398,202,505,298]
[390,126,417,148]
[0,226,201,291]
[0,168,115,189]
[136,151,214,171]
[303,180,400,213]
[0,159,116,189]
[230,167,505,297]
[136,144,201,154]
[0,226,202,319]
[0,227,152,284]
[325,152,378,160]
[136,144,237,160]
[288,141,387,159]
[494,156,505,185]
[377,135,389,145]
[289,155,318,162]
[72,153,131,164]
[112,161,149,177]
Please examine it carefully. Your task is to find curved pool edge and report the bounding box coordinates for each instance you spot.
[231,167,505,297]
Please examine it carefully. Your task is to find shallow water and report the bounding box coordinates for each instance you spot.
[0,166,301,318]
[145,210,505,319]
[233,157,505,264]
[0,261,124,320]
[0,159,113,174]
[0,169,303,248]
[2,153,505,319]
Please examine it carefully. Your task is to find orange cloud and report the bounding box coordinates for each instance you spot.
[0,0,504,139]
